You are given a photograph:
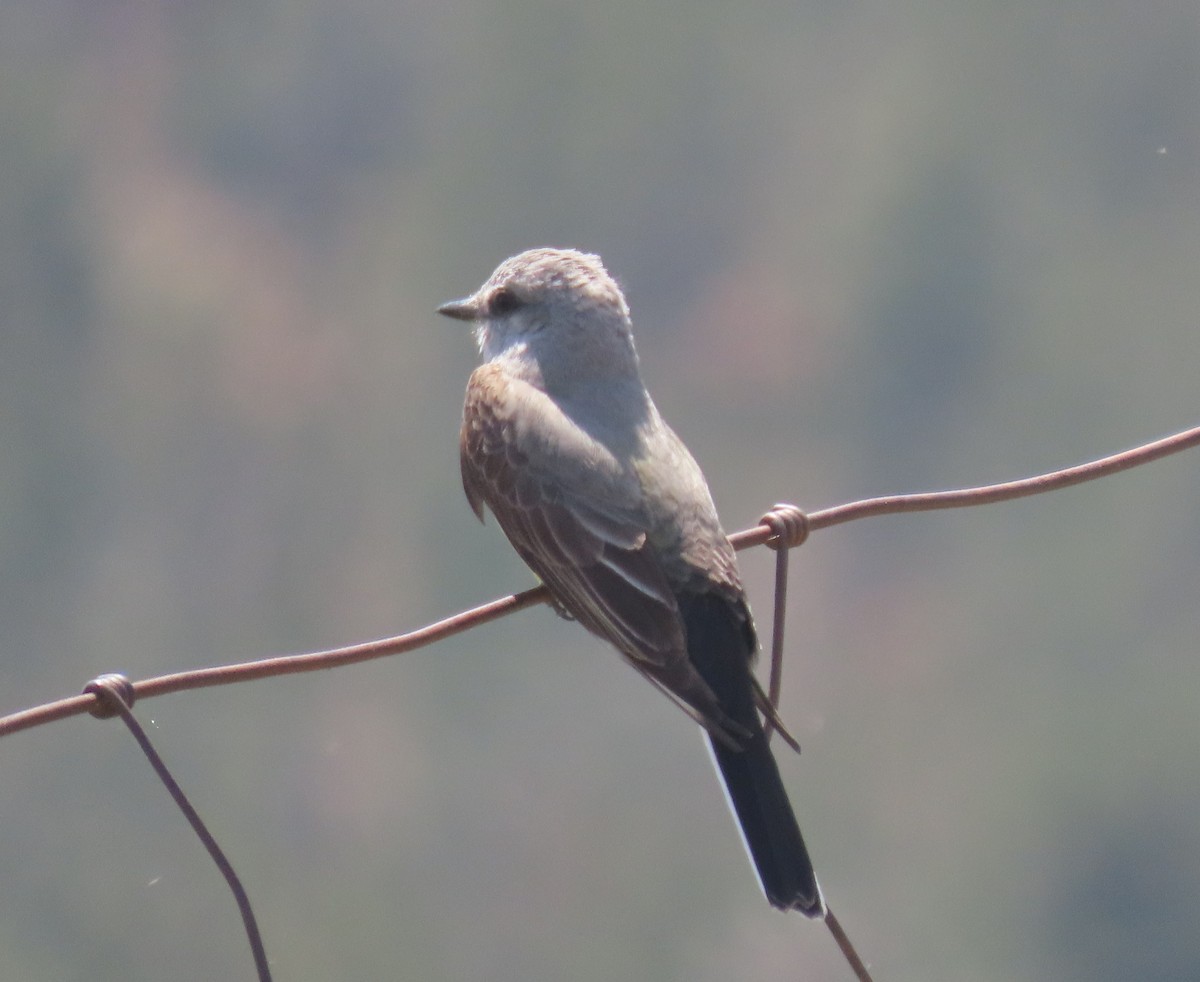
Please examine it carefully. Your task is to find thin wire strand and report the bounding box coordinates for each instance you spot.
[733,423,1200,551]
[84,675,273,982]
[0,588,546,737]
[1,422,1197,740]
[758,504,809,746]
[768,545,789,732]
[825,906,874,982]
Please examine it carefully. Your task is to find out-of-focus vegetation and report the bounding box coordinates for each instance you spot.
[1,1,1198,980]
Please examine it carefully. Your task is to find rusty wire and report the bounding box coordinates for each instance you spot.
[2,422,1196,741]
[83,675,274,982]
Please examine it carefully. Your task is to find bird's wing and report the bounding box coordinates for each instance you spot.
[461,364,685,666]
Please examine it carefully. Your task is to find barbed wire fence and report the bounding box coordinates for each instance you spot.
[2,423,1198,981]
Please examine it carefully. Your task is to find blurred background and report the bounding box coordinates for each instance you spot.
[1,0,1198,979]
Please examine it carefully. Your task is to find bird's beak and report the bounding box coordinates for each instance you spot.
[437,297,480,322]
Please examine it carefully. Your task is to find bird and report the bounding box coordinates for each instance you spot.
[439,247,824,916]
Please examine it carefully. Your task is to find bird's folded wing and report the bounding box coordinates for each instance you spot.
[461,365,684,666]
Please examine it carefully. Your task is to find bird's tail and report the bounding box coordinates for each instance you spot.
[680,592,825,916]
[705,727,824,915]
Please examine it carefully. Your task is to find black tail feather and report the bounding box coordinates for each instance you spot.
[679,592,824,916]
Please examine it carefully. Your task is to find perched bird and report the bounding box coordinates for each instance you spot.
[440,248,823,915]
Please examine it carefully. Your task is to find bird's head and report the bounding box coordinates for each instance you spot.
[439,248,639,383]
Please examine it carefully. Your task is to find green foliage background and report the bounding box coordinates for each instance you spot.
[1,1,1198,979]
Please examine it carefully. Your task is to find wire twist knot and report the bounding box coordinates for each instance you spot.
[84,674,136,718]
[758,501,806,547]
[759,503,810,551]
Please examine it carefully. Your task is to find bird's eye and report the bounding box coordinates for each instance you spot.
[489,288,523,316]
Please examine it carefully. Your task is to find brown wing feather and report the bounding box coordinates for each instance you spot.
[461,366,682,663]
